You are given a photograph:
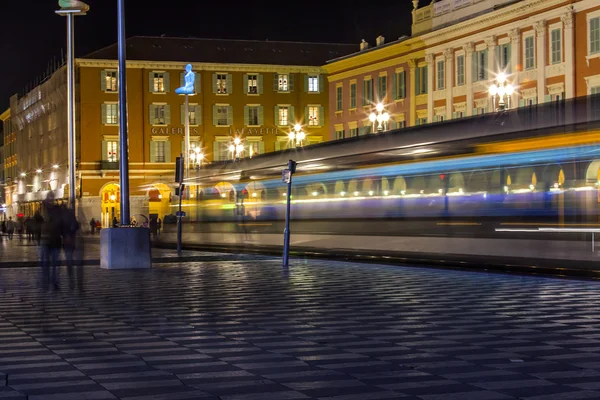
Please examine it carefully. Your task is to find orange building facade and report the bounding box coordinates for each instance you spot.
[325,0,600,138]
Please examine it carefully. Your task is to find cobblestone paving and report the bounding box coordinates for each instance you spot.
[2,259,600,399]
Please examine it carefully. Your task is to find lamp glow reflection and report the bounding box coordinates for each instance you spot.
[489,72,516,111]
[369,103,390,133]
[289,123,306,147]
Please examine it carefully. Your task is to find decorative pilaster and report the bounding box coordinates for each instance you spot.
[535,20,547,103]
[425,54,434,123]
[562,7,574,98]
[444,48,454,120]
[509,28,521,107]
[409,59,417,127]
[464,42,475,116]
[486,36,497,74]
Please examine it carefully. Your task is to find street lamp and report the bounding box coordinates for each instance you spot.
[228,137,244,161]
[189,145,204,221]
[369,103,390,133]
[489,72,516,111]
[288,124,306,147]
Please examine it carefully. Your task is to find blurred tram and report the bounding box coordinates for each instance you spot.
[178,95,600,238]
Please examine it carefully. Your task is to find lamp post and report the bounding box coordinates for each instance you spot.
[56,0,89,210]
[189,146,204,222]
[288,124,306,147]
[369,103,390,133]
[489,72,516,112]
[229,138,244,161]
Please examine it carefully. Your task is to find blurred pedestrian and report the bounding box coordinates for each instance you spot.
[6,217,14,240]
[157,217,162,236]
[40,193,63,290]
[112,216,119,228]
[89,217,96,235]
[16,219,23,241]
[33,211,44,244]
[61,205,82,290]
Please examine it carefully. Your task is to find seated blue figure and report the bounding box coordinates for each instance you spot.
[176,64,196,95]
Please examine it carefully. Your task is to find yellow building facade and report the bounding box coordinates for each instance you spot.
[6,37,356,226]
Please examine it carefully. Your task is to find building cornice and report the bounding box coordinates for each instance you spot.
[0,108,10,121]
[76,59,327,74]
[324,0,570,77]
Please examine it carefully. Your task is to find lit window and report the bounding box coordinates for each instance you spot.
[278,106,289,126]
[551,29,562,64]
[217,74,228,94]
[217,106,229,126]
[525,36,535,70]
[155,141,166,163]
[153,72,165,93]
[247,74,258,94]
[456,55,465,86]
[104,103,118,125]
[278,74,289,91]
[308,76,319,92]
[247,106,259,126]
[104,71,118,92]
[152,105,166,125]
[308,106,319,126]
[106,141,118,162]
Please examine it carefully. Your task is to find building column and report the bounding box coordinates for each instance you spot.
[562,8,574,99]
[464,42,474,116]
[444,48,453,120]
[409,59,417,127]
[509,28,521,107]
[486,36,497,112]
[535,20,547,104]
[426,53,434,123]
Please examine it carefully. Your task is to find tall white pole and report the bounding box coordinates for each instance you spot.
[66,14,76,210]
[184,94,190,180]
[118,0,130,225]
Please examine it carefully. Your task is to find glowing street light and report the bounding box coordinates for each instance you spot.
[288,123,306,147]
[52,164,59,169]
[369,103,390,133]
[228,137,244,161]
[489,72,515,111]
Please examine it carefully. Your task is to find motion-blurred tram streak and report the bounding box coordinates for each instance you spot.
[169,95,600,241]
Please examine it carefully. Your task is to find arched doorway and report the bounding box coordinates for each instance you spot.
[100,183,120,228]
[148,183,172,221]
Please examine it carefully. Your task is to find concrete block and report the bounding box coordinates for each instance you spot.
[100,228,151,269]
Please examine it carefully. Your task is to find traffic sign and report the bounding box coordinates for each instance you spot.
[282,169,291,184]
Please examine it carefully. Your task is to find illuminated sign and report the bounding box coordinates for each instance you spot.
[151,127,200,135]
[229,127,279,135]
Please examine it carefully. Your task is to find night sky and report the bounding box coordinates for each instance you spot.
[0,0,413,111]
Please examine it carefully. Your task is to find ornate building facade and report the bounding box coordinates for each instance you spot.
[325,0,600,139]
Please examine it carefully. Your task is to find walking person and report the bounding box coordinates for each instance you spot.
[40,193,63,290]
[157,217,162,236]
[16,219,23,242]
[61,205,81,290]
[89,218,96,235]
[6,217,14,240]
[33,211,44,245]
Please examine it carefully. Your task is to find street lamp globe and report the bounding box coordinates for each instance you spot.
[489,84,498,96]
[497,85,506,97]
[294,123,302,133]
[497,72,507,84]
[233,137,241,146]
[228,144,235,153]
[369,113,377,122]
[235,144,244,154]
[506,84,515,96]
[297,131,306,141]
[376,103,384,112]
[382,112,390,122]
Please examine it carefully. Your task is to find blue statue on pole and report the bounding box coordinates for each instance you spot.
[176,64,196,95]
[58,0,90,12]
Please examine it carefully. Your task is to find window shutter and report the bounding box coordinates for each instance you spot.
[164,72,171,92]
[415,70,421,96]
[180,104,185,125]
[258,74,263,94]
[289,106,294,123]
[258,106,264,125]
[289,74,295,91]
[400,72,406,98]
[212,73,218,93]
[180,72,185,88]
[101,104,107,124]
[227,106,233,125]
[149,104,155,125]
[101,140,108,161]
[243,74,249,94]
[213,142,219,161]
[423,66,428,93]
[226,74,233,94]
[304,106,308,124]
[149,72,154,92]
[507,45,512,73]
[391,73,397,100]
[196,105,202,125]
[304,75,309,92]
[482,49,489,79]
[274,106,279,125]
[319,106,325,127]
[319,75,324,93]
[363,80,368,105]
[244,106,249,126]
[472,55,477,82]
[194,73,201,93]
[150,141,157,163]
[212,105,218,125]
[273,74,279,91]
[164,105,171,125]
[101,71,107,91]
[164,140,171,163]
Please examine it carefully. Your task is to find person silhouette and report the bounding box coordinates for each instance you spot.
[175,64,196,95]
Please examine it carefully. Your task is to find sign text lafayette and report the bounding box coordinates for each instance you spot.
[229,127,279,135]
[151,127,200,135]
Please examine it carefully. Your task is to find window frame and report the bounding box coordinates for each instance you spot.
[106,140,118,162]
[151,103,168,126]
[247,105,260,127]
[307,105,320,126]
[456,53,465,86]
[350,82,357,109]
[104,102,119,125]
[278,73,290,92]
[436,59,445,90]
[278,106,289,126]
[216,105,229,126]
[549,24,562,64]
[336,86,343,111]
[247,74,258,94]
[589,14,600,56]
[153,72,166,93]
[524,33,536,70]
[104,70,118,93]
[216,73,228,94]
[308,75,319,93]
